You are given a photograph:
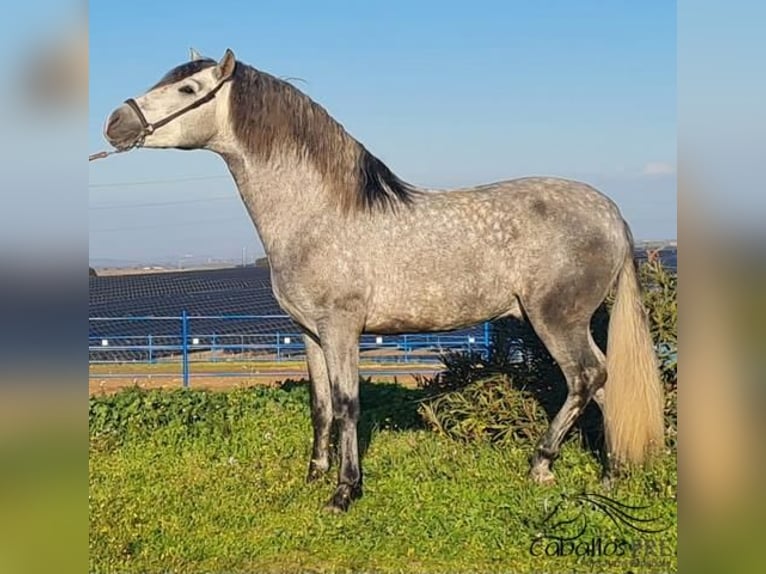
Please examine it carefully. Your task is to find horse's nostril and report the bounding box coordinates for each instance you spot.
[107,111,122,132]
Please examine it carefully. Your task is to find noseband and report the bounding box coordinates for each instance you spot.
[123,73,232,148]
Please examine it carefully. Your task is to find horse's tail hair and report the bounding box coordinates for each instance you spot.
[603,231,665,467]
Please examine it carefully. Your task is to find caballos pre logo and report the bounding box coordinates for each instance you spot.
[529,492,672,559]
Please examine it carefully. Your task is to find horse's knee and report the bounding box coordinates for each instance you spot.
[331,389,359,422]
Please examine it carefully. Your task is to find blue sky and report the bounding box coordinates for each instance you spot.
[89,1,676,266]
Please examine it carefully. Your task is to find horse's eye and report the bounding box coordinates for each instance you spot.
[179,85,195,95]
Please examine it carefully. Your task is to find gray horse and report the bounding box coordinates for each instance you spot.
[103,49,664,512]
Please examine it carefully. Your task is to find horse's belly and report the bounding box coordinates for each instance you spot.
[364,287,519,334]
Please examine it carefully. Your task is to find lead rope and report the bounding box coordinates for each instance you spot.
[90,138,142,161]
[89,150,124,161]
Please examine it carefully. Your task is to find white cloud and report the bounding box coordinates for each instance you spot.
[642,162,675,176]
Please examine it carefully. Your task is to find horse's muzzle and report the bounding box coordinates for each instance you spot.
[104,105,143,150]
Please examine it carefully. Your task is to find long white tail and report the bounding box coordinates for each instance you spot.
[603,250,665,466]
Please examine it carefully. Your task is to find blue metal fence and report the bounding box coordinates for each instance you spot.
[89,313,492,388]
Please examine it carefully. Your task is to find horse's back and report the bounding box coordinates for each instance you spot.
[435,176,623,222]
[414,176,628,263]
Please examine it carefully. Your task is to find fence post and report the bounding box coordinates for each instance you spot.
[148,334,153,364]
[276,332,281,361]
[181,310,189,389]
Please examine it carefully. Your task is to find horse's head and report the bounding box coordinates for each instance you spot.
[104,48,236,152]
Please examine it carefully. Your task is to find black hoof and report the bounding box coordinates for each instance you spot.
[323,483,362,513]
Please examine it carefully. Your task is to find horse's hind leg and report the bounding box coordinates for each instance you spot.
[523,309,607,483]
[304,333,332,482]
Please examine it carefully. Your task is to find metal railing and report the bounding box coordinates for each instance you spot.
[89,313,491,388]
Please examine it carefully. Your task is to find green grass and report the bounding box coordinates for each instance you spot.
[89,382,677,573]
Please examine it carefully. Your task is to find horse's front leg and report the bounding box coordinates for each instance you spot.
[318,317,362,512]
[303,333,332,482]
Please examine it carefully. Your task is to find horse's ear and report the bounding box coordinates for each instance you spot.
[189,47,204,61]
[215,48,236,81]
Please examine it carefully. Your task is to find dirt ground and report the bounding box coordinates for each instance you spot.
[88,365,439,396]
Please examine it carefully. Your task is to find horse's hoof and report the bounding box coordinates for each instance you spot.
[529,466,556,485]
[323,483,361,513]
[600,466,621,490]
[323,501,347,514]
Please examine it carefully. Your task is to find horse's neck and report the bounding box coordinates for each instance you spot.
[220,149,337,259]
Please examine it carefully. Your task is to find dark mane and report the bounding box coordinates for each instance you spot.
[356,146,418,212]
[227,62,419,214]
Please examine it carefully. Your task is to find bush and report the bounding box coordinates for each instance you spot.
[418,254,678,448]
[637,253,678,386]
[419,375,548,445]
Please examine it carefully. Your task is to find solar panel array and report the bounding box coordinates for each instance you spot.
[89,266,486,361]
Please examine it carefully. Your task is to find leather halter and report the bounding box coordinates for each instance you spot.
[122,70,232,148]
